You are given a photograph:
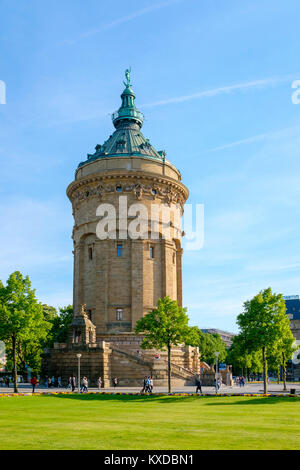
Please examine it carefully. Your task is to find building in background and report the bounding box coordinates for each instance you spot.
[283,295,300,379]
[201,328,236,348]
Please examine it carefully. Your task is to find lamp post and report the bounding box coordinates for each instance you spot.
[76,354,82,393]
[214,351,220,393]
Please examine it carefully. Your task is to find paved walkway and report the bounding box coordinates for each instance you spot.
[1,382,299,395]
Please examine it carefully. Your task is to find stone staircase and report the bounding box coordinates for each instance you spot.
[110,345,197,386]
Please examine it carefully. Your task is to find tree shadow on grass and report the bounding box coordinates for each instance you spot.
[42,393,199,404]
[204,397,298,406]
[38,394,298,406]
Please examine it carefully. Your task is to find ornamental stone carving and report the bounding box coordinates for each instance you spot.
[70,178,186,210]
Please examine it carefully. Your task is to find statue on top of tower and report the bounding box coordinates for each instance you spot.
[124,67,131,87]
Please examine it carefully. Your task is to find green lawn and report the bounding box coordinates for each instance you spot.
[0,394,299,450]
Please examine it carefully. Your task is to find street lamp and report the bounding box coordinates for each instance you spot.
[76,354,82,393]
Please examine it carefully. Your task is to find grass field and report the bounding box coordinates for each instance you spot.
[0,394,300,450]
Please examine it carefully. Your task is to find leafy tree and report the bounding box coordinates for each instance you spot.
[42,304,58,322]
[189,327,226,365]
[0,272,51,392]
[266,346,282,383]
[44,305,73,346]
[226,335,251,376]
[135,297,193,393]
[227,335,262,378]
[237,288,290,393]
[274,328,298,390]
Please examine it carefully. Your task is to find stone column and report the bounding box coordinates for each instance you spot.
[131,239,144,329]
[176,247,183,307]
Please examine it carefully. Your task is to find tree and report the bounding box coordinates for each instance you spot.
[275,327,298,390]
[189,327,226,365]
[43,305,73,347]
[0,272,51,392]
[135,297,193,393]
[227,335,262,378]
[237,288,290,394]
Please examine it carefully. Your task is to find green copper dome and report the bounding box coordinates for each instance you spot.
[78,69,166,168]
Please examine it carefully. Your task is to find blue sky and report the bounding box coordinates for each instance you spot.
[1,0,300,332]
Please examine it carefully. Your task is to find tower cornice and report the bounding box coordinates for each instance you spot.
[67,170,189,210]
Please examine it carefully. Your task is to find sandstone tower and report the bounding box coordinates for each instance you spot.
[43,71,200,386]
[67,70,188,335]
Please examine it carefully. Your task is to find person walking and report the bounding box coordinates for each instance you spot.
[44,376,48,388]
[97,377,102,390]
[57,376,62,388]
[113,377,118,389]
[195,375,202,394]
[81,377,88,393]
[51,376,55,388]
[149,377,153,394]
[31,376,38,394]
[145,376,151,394]
[217,376,222,391]
[68,377,72,389]
[71,375,76,392]
[140,376,147,394]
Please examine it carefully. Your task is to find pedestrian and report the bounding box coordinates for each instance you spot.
[68,377,72,389]
[149,377,153,393]
[217,376,222,391]
[81,376,88,393]
[97,377,102,389]
[71,375,76,392]
[145,376,151,393]
[48,377,52,388]
[57,376,62,388]
[113,377,118,389]
[195,375,202,394]
[140,376,147,394]
[5,376,9,388]
[31,376,38,393]
[51,376,55,388]
[44,376,48,388]
[0,377,3,387]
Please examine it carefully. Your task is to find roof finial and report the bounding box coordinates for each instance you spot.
[123,67,131,88]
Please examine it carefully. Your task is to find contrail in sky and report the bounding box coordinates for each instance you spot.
[141,76,293,108]
[61,0,185,45]
[207,124,300,152]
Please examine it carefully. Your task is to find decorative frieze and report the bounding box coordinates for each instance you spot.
[69,176,187,210]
